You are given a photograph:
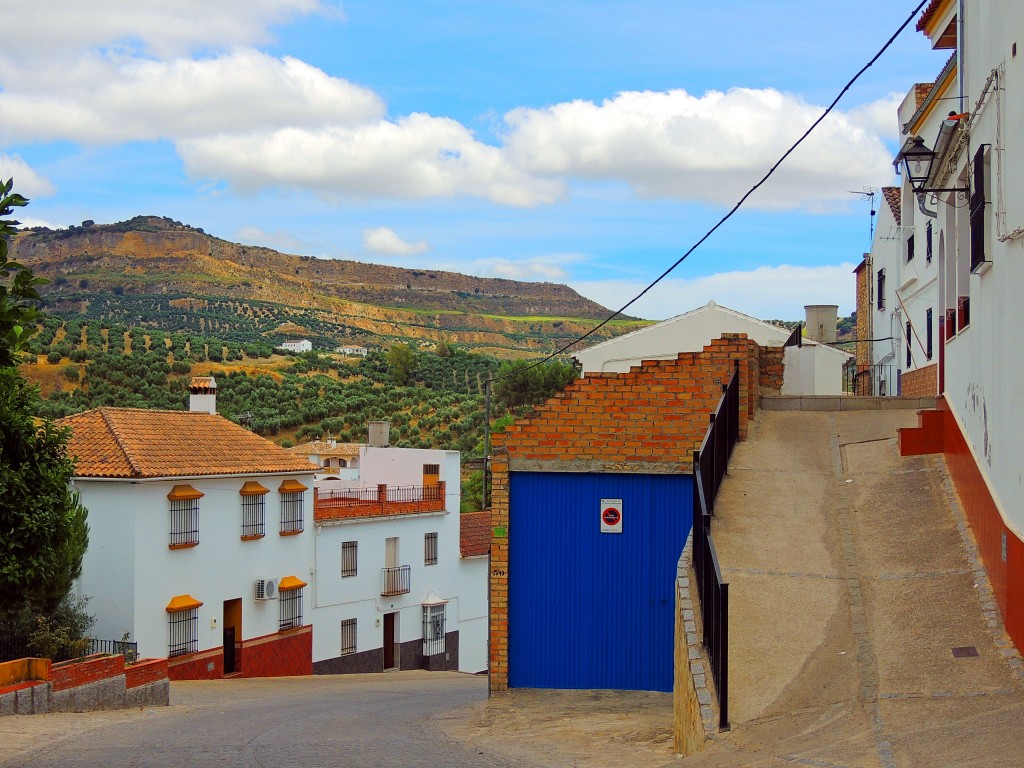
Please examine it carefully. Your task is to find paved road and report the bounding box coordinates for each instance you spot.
[1,672,541,768]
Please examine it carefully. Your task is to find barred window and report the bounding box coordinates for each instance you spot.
[281,492,304,534]
[168,608,198,657]
[424,532,438,566]
[926,308,933,360]
[169,498,200,547]
[422,603,445,656]
[340,619,357,655]
[341,541,358,577]
[279,587,303,631]
[241,494,265,538]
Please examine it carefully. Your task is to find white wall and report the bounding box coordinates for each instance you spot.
[75,474,315,659]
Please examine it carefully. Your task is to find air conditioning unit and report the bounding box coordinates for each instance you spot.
[255,578,279,601]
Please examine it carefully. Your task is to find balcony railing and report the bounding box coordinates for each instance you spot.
[382,565,411,596]
[314,483,445,521]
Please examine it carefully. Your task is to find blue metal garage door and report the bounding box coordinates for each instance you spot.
[508,471,692,692]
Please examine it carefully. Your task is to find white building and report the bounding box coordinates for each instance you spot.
[310,444,488,675]
[574,300,851,395]
[59,404,319,680]
[895,1,1024,653]
[278,339,313,353]
[334,346,369,357]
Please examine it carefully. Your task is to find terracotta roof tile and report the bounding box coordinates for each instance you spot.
[460,511,491,558]
[882,187,901,226]
[287,441,363,458]
[58,407,319,479]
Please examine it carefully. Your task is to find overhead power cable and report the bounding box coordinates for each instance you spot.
[488,0,929,385]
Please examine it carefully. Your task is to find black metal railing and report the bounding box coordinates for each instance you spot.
[842,363,900,396]
[691,362,739,731]
[381,565,411,596]
[88,637,139,660]
[0,635,32,663]
[0,636,139,664]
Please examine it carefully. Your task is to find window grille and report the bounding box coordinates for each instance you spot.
[279,587,303,631]
[970,145,990,272]
[280,492,303,534]
[876,269,886,311]
[926,222,933,264]
[341,541,358,577]
[926,308,933,360]
[422,464,440,477]
[422,604,446,656]
[169,498,200,547]
[340,619,357,656]
[424,532,438,566]
[168,608,198,657]
[906,233,915,262]
[241,494,265,538]
[906,321,912,369]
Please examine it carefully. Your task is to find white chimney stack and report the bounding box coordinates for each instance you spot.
[188,376,217,415]
[804,305,838,344]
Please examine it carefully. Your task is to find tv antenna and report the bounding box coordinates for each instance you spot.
[849,187,878,244]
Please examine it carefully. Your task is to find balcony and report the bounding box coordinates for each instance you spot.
[381,565,411,596]
[314,482,445,522]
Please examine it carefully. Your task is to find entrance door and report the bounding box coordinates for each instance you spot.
[383,612,398,670]
[223,627,236,674]
[223,598,242,676]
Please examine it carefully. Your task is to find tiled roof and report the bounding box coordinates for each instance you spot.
[287,441,363,457]
[916,0,943,31]
[58,408,319,479]
[460,511,491,558]
[882,187,901,226]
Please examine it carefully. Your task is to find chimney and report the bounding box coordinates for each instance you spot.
[188,376,217,415]
[368,421,390,447]
[804,305,838,344]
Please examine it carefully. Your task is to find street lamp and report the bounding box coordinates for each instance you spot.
[896,135,967,195]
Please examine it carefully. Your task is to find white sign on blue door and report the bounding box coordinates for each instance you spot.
[600,498,623,533]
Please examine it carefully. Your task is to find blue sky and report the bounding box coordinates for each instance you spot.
[1,1,943,321]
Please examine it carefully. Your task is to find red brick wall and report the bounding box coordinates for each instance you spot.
[239,626,313,677]
[125,658,169,689]
[854,260,871,370]
[759,345,784,393]
[168,648,223,681]
[49,654,124,692]
[489,334,759,691]
[900,363,937,397]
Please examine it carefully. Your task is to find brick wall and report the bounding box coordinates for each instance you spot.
[488,335,759,691]
[759,345,784,394]
[168,648,223,680]
[124,658,168,689]
[49,654,124,693]
[239,626,313,677]
[900,363,937,397]
[854,260,871,370]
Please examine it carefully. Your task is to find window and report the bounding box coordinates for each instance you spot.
[340,619,357,655]
[278,479,307,535]
[279,586,303,631]
[926,308,933,360]
[166,595,202,657]
[422,604,446,656]
[970,145,990,272]
[341,541,358,577]
[906,233,915,262]
[876,269,886,310]
[926,222,933,264]
[422,464,440,479]
[906,321,912,369]
[168,485,203,548]
[240,481,268,539]
[424,532,438,566]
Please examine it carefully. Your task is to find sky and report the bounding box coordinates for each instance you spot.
[0,1,945,322]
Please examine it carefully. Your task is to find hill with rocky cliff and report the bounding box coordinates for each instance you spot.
[11,216,640,354]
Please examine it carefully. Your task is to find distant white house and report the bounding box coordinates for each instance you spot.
[334,346,369,357]
[278,339,313,353]
[574,300,851,395]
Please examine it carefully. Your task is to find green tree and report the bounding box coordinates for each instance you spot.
[386,343,416,385]
[0,178,46,366]
[492,358,577,410]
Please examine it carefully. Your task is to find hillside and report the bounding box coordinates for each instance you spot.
[11,216,641,355]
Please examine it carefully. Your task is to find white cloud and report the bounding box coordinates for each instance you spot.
[2,1,330,60]
[0,153,56,198]
[235,226,321,256]
[362,227,429,256]
[847,93,904,141]
[15,216,64,230]
[462,253,585,281]
[502,89,898,210]
[0,52,383,145]
[179,115,563,207]
[572,263,857,322]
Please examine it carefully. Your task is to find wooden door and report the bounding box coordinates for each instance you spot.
[383,612,397,670]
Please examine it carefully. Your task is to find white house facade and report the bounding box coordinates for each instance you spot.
[278,339,313,353]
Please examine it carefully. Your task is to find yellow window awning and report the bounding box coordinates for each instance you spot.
[165,594,204,613]
[278,575,307,591]
[239,481,269,496]
[278,479,308,493]
[167,484,204,501]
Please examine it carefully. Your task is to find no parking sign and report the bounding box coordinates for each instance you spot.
[600,498,623,534]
